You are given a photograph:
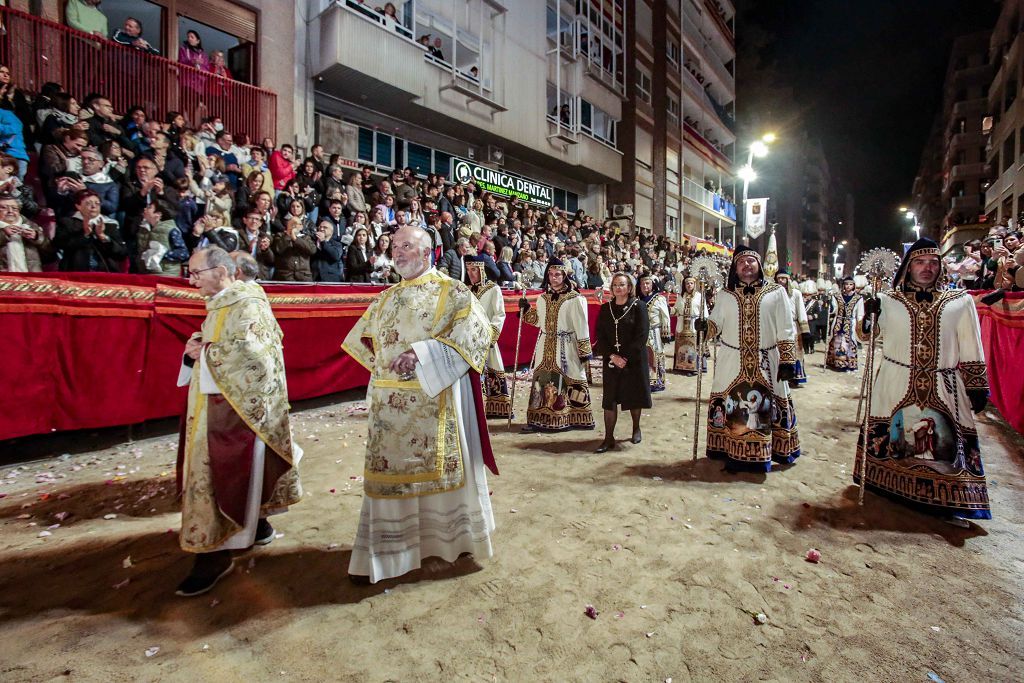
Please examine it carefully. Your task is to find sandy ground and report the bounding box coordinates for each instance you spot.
[0,347,1023,683]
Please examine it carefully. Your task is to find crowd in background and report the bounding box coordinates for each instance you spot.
[0,58,721,289]
[943,227,1024,291]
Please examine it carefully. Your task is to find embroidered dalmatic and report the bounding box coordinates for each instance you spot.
[785,286,811,383]
[643,293,672,391]
[704,283,800,471]
[855,290,991,519]
[177,280,302,553]
[523,289,595,431]
[673,290,708,374]
[341,268,498,582]
[470,280,511,419]
[826,293,863,371]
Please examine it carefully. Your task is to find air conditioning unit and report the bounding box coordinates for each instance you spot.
[487,145,505,165]
[611,203,634,219]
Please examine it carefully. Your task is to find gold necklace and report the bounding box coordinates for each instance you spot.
[609,298,637,352]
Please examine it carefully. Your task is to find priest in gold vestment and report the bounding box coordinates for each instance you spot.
[175,246,302,596]
[342,225,499,584]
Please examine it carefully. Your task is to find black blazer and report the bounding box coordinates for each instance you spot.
[54,216,128,272]
[345,244,372,282]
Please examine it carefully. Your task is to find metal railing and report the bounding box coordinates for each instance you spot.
[681,175,736,221]
[0,5,276,141]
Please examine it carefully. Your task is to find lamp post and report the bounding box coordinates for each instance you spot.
[739,133,775,248]
[899,207,921,241]
[832,242,846,279]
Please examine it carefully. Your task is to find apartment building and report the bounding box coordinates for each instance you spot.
[984,0,1024,229]
[309,0,624,216]
[911,31,993,254]
[607,0,736,243]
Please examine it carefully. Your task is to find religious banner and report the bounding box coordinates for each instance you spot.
[745,198,768,239]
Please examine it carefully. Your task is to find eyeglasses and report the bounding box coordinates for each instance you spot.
[188,265,219,279]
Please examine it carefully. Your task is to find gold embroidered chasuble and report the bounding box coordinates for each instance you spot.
[180,280,301,552]
[342,268,493,499]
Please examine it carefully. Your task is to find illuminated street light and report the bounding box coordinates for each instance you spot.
[762,132,777,143]
[739,134,776,247]
[751,140,769,158]
[900,207,921,240]
[738,165,757,182]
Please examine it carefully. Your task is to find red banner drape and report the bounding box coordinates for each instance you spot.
[3,275,1018,441]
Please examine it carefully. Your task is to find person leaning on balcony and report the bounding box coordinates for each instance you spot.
[178,30,210,71]
[65,0,108,37]
[269,144,297,192]
[112,16,159,55]
[0,192,49,273]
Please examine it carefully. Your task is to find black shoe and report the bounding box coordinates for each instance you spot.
[255,518,275,546]
[595,439,615,453]
[631,429,642,444]
[348,573,371,585]
[175,551,234,597]
[520,425,537,433]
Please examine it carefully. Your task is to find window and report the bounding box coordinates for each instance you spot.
[434,151,452,178]
[376,132,393,168]
[547,82,576,130]
[407,143,432,175]
[667,40,680,68]
[578,99,617,147]
[1002,132,1015,173]
[553,188,579,212]
[358,128,374,163]
[637,68,652,104]
[667,95,680,125]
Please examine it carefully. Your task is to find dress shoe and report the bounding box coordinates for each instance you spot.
[348,573,371,585]
[254,518,275,545]
[175,550,234,597]
[631,429,642,444]
[594,439,615,453]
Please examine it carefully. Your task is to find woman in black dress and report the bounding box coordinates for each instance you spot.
[594,272,652,452]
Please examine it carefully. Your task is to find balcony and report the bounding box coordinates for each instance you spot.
[948,130,985,151]
[703,0,735,47]
[0,6,276,140]
[952,97,988,119]
[951,194,981,210]
[949,161,991,182]
[681,176,736,224]
[318,2,504,113]
[683,122,733,172]
[985,169,1013,207]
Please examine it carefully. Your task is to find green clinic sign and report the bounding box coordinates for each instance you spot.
[451,158,554,206]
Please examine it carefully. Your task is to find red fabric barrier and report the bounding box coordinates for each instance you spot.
[3,275,1020,440]
[0,274,605,440]
[974,291,1024,434]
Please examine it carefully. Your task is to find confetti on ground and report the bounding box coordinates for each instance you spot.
[144,647,160,658]
[584,604,599,619]
[805,548,822,563]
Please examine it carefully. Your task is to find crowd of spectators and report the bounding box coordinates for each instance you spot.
[0,58,721,291]
[944,226,1024,291]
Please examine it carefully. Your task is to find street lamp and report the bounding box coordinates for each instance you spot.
[739,133,776,246]
[832,242,845,278]
[902,209,921,240]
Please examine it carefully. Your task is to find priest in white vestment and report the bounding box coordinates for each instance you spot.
[341,225,498,584]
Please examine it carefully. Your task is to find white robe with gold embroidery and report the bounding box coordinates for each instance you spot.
[341,268,496,582]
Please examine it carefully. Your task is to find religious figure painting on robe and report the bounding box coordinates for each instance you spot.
[710,380,774,437]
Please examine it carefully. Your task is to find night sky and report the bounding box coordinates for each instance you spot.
[736,0,1002,248]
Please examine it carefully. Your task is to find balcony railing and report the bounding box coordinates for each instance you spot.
[681,176,736,222]
[683,122,732,167]
[950,161,991,181]
[703,0,735,46]
[0,5,276,141]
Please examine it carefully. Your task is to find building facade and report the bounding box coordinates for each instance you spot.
[984,0,1024,230]
[607,0,736,244]
[308,0,624,217]
[912,30,994,254]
